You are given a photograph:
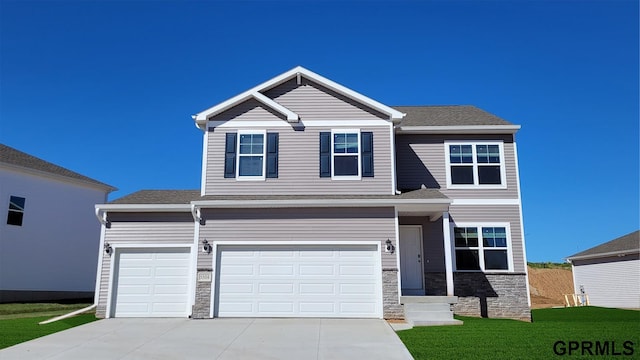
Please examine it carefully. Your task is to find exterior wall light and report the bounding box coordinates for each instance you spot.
[385,239,395,253]
[202,239,212,254]
[104,242,113,256]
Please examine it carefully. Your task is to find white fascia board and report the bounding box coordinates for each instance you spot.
[193,66,404,128]
[565,249,640,262]
[396,125,521,134]
[192,198,451,209]
[251,92,299,122]
[95,204,193,212]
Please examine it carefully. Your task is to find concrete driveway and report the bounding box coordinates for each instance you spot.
[0,318,413,359]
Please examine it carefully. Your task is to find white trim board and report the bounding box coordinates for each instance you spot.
[450,199,520,205]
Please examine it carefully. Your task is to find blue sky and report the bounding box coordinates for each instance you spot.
[1,1,637,262]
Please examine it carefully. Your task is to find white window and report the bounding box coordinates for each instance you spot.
[452,223,512,272]
[444,141,506,189]
[331,129,361,180]
[237,130,266,180]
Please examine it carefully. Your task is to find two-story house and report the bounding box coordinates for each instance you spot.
[94,67,531,324]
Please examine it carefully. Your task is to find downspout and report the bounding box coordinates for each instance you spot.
[39,304,97,325]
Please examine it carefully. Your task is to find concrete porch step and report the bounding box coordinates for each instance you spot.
[401,296,462,327]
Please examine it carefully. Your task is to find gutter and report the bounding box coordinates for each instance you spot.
[191,198,451,208]
[565,249,639,262]
[396,125,521,135]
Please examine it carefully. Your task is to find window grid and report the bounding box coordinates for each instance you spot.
[446,142,505,188]
[237,132,265,178]
[454,225,510,271]
[331,130,360,179]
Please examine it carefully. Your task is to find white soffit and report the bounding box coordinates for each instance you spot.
[193,66,405,129]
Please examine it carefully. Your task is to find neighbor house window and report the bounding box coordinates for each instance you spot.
[237,131,266,179]
[332,130,360,179]
[453,224,511,271]
[445,142,506,188]
[7,196,25,226]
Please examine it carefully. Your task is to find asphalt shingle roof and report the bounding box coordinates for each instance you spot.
[109,188,448,205]
[567,230,640,259]
[393,105,514,127]
[0,144,116,191]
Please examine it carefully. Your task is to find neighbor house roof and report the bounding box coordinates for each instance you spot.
[0,144,116,192]
[566,230,640,261]
[393,105,521,134]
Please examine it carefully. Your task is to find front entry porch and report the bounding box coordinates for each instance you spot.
[401,296,463,326]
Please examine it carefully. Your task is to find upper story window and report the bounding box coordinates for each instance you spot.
[238,131,265,179]
[224,131,278,180]
[453,224,511,272]
[332,130,360,178]
[445,141,506,189]
[7,196,26,226]
[320,130,373,179]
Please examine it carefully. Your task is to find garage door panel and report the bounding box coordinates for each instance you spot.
[259,264,294,275]
[300,264,335,276]
[300,283,335,295]
[216,245,380,318]
[113,248,190,318]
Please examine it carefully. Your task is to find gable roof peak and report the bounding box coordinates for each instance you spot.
[193,66,405,129]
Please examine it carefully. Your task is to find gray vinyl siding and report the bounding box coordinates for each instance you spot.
[197,207,397,269]
[572,255,640,309]
[264,78,389,121]
[396,134,519,199]
[96,212,195,316]
[204,123,393,195]
[448,204,525,272]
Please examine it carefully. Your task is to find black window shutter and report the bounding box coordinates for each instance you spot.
[266,132,279,178]
[224,133,237,178]
[319,132,331,177]
[361,132,374,177]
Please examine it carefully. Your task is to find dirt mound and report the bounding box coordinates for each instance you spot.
[528,266,574,308]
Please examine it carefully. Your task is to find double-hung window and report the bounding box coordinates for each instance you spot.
[237,131,266,180]
[445,141,506,188]
[7,196,26,226]
[453,224,511,271]
[332,130,360,179]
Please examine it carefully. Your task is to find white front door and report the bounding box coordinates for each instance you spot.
[400,225,424,295]
[215,244,381,318]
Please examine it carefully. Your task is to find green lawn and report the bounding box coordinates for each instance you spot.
[0,302,92,320]
[0,303,98,349]
[397,307,640,360]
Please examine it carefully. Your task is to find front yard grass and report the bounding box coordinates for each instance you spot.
[0,303,97,349]
[397,307,639,360]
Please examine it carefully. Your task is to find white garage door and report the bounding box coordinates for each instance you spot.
[112,248,191,317]
[215,245,381,318]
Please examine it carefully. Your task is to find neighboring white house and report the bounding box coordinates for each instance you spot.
[0,144,116,302]
[566,230,640,309]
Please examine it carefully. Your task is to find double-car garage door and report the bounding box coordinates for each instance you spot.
[215,245,381,318]
[110,244,380,318]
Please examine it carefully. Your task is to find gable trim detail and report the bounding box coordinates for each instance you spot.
[193,66,405,129]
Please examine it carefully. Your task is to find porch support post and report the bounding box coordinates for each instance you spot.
[442,211,454,296]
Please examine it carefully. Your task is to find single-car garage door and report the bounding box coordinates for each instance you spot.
[112,248,191,317]
[215,244,381,318]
